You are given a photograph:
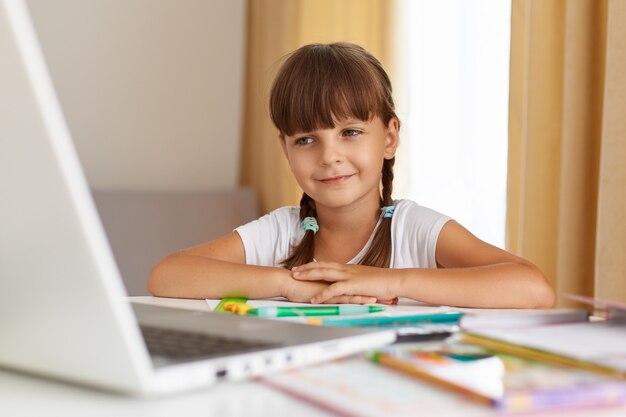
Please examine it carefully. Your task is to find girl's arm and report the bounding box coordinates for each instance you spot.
[148,232,377,303]
[148,232,287,299]
[292,221,555,308]
[393,220,554,308]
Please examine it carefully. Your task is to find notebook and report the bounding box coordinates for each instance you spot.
[457,307,589,330]
[0,0,395,396]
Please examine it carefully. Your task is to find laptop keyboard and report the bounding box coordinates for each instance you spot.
[140,325,280,360]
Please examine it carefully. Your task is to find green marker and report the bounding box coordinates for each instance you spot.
[214,297,248,313]
[247,305,384,317]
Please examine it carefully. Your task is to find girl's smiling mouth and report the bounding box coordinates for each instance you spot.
[318,174,355,185]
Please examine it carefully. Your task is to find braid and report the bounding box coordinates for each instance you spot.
[358,158,395,267]
[281,193,316,269]
[381,158,395,206]
[300,192,317,219]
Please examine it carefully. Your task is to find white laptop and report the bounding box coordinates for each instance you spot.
[0,0,395,396]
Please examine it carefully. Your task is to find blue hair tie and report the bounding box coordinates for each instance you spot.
[381,205,395,219]
[301,216,319,234]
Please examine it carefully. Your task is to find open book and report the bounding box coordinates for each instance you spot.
[372,340,626,411]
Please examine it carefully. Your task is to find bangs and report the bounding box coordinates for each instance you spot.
[270,43,392,136]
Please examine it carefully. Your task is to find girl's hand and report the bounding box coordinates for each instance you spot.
[282,274,377,304]
[291,262,401,304]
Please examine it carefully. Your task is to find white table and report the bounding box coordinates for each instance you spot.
[0,369,328,417]
[3,296,626,417]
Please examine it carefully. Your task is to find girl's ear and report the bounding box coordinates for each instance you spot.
[383,117,399,159]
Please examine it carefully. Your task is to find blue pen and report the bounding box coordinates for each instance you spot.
[318,312,463,327]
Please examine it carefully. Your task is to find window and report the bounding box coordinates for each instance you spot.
[393,0,511,247]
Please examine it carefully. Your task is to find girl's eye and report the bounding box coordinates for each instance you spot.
[343,129,362,137]
[295,136,314,145]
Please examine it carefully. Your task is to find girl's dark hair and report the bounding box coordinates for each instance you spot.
[269,42,399,269]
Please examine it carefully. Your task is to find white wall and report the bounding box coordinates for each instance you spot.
[26,0,246,191]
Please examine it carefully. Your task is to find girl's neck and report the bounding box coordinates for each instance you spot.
[312,197,381,263]
[315,195,380,235]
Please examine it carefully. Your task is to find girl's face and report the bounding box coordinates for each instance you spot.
[280,116,399,211]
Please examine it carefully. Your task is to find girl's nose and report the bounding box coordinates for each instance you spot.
[319,141,344,165]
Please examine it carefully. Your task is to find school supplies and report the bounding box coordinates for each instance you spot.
[223,302,254,315]
[316,312,463,327]
[456,307,589,330]
[214,297,248,312]
[394,327,455,343]
[247,305,384,317]
[464,321,626,378]
[370,341,626,411]
[463,296,626,378]
[208,299,463,343]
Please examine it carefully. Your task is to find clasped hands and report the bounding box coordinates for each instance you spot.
[283,261,399,305]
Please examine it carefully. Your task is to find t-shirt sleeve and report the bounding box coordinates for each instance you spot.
[234,207,299,267]
[391,200,452,268]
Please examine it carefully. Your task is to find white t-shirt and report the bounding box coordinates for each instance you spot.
[235,199,452,268]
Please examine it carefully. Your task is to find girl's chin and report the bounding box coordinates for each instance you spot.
[306,195,376,211]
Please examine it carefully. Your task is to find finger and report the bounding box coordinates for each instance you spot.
[310,282,350,304]
[292,267,349,282]
[323,295,378,305]
[292,261,344,272]
[322,296,350,304]
[349,295,378,304]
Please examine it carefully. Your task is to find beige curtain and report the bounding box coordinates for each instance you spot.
[595,0,626,303]
[240,0,393,214]
[508,0,626,305]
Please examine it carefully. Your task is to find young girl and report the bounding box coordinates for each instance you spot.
[148,42,554,308]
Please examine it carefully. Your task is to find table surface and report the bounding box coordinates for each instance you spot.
[2,296,626,417]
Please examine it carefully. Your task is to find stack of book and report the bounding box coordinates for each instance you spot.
[463,295,626,379]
